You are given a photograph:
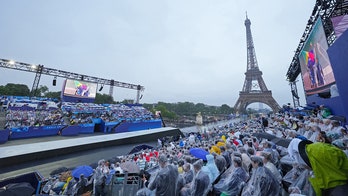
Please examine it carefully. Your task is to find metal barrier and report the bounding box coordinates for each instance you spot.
[111,172,141,196]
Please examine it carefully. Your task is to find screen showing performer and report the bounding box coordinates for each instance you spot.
[299,18,336,96]
[63,79,97,99]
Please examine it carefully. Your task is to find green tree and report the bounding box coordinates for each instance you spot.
[153,104,177,120]
[195,103,207,114]
[143,101,235,118]
[32,85,49,97]
[176,102,195,116]
[45,91,61,100]
[220,104,234,114]
[95,93,115,104]
[38,85,49,96]
[121,99,134,104]
[142,103,155,111]
[0,85,5,95]
[0,83,30,96]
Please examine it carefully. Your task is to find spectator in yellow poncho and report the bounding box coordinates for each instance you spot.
[217,138,226,147]
[221,135,226,142]
[210,145,221,155]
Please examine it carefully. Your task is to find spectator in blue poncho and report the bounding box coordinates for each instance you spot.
[202,154,220,184]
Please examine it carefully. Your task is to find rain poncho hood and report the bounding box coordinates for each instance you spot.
[214,167,247,196]
[217,141,226,147]
[221,135,226,142]
[202,154,220,183]
[214,155,227,173]
[241,166,280,196]
[148,164,179,196]
[183,169,194,184]
[191,170,211,196]
[210,145,221,155]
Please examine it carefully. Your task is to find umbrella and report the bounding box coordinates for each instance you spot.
[252,132,277,141]
[120,161,140,173]
[128,144,154,155]
[0,182,35,196]
[189,148,209,161]
[72,165,94,178]
[271,137,292,148]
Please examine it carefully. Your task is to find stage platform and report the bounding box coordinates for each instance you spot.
[0,127,183,168]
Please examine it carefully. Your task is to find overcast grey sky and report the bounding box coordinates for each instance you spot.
[0,0,315,107]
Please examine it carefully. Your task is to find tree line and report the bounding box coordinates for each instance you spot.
[0,83,236,120]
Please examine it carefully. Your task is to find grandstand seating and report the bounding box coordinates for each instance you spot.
[0,95,161,143]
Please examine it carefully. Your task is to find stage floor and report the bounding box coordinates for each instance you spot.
[0,127,182,179]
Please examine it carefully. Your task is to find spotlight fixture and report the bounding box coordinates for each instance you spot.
[53,76,57,86]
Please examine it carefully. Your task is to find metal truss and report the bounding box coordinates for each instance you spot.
[0,58,144,102]
[286,0,348,82]
[289,81,301,108]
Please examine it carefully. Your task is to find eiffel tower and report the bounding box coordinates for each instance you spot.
[234,15,281,114]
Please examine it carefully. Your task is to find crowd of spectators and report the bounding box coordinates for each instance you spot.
[2,95,348,195]
[40,111,348,196]
[1,96,157,129]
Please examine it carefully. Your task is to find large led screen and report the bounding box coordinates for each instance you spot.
[63,79,97,99]
[299,18,336,96]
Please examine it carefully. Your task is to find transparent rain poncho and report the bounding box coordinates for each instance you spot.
[148,164,179,196]
[241,166,280,196]
[213,167,247,196]
[136,187,155,196]
[214,154,227,173]
[181,160,212,196]
[279,154,296,174]
[202,154,220,184]
[182,168,194,184]
[191,170,211,196]
[287,168,315,196]
[136,188,155,196]
[282,166,306,188]
[176,174,186,195]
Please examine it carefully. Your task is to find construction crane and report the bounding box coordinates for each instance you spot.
[0,58,144,103]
